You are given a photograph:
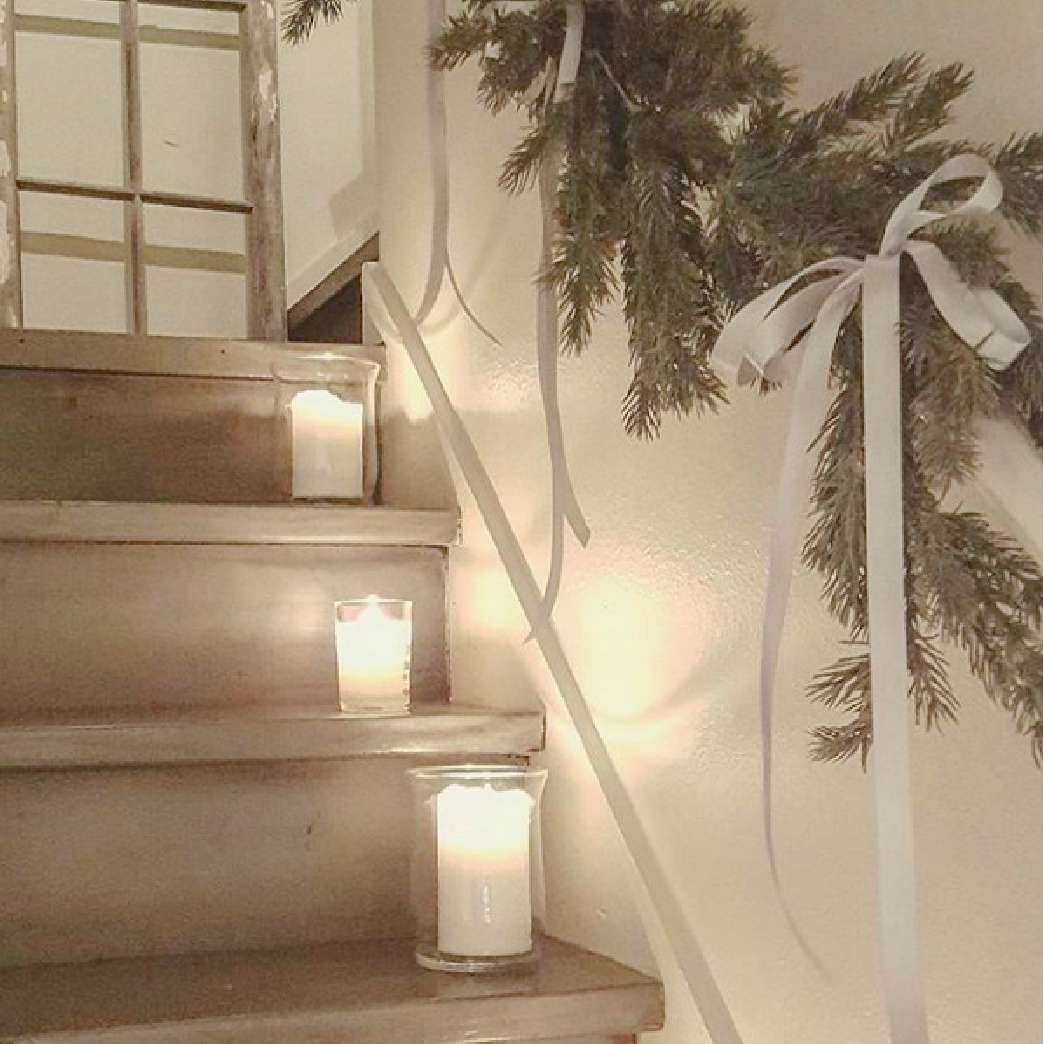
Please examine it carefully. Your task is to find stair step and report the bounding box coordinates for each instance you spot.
[0,328,386,379]
[0,936,664,1044]
[0,537,450,713]
[0,500,459,546]
[0,330,385,505]
[0,703,544,769]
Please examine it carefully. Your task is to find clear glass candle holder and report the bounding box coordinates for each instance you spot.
[408,764,547,973]
[273,350,380,504]
[334,597,412,713]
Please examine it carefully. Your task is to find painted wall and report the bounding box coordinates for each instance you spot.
[372,1,1042,1043]
[279,0,377,306]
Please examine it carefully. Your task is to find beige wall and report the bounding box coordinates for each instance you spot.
[373,1,1042,1043]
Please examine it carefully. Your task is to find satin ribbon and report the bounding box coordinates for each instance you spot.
[419,0,589,627]
[415,0,501,345]
[532,0,590,629]
[711,154,1029,1043]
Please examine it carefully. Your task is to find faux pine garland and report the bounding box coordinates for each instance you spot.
[285,0,1043,763]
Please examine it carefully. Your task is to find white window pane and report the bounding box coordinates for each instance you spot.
[23,254,126,333]
[20,194,126,333]
[15,8,123,187]
[140,4,243,201]
[146,266,246,339]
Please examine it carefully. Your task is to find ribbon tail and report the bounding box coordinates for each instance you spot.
[862,256,930,1044]
[553,0,584,101]
[445,257,505,348]
[413,0,450,326]
[759,288,857,978]
[527,153,589,640]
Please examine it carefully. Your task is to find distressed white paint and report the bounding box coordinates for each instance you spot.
[371,0,1042,1041]
[0,199,10,283]
[258,66,277,125]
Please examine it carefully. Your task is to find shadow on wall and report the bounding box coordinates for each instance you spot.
[289,278,365,345]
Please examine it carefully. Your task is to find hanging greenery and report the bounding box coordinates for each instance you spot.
[284,0,1043,764]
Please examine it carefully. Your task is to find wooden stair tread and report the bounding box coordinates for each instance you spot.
[0,500,459,546]
[0,703,544,769]
[0,936,664,1043]
[0,328,387,381]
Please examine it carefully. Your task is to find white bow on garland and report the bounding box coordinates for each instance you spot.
[712,153,1030,1043]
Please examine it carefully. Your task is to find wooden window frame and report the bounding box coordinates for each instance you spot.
[0,0,286,340]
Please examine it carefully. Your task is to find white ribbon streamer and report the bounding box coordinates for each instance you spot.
[535,151,591,627]
[419,0,589,628]
[711,154,1029,1043]
[530,0,589,630]
[414,0,450,327]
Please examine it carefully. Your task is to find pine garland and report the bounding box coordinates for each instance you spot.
[286,0,1043,763]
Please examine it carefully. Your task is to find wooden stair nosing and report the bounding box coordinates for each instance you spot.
[0,703,545,769]
[0,936,664,1043]
[0,328,387,381]
[0,500,460,547]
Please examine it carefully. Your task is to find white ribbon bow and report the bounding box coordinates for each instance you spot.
[712,153,1029,1044]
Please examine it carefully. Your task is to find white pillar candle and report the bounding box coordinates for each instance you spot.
[290,389,364,500]
[436,783,533,957]
[335,597,411,708]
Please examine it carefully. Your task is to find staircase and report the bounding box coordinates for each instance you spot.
[0,328,664,1042]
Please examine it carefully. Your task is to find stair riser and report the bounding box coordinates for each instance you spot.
[0,760,418,967]
[0,543,449,713]
[0,370,287,504]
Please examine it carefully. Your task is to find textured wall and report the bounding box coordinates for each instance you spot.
[372,0,1042,1041]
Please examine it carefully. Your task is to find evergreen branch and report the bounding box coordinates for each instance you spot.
[478,10,550,114]
[500,103,568,193]
[914,509,1042,758]
[991,278,1042,444]
[882,62,974,153]
[805,371,868,635]
[786,54,926,156]
[810,719,873,764]
[989,133,1044,235]
[902,300,1000,492]
[281,0,343,44]
[430,10,492,71]
[548,81,620,353]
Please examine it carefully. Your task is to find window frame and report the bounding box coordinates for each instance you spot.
[0,0,286,339]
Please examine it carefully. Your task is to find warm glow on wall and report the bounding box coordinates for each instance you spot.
[570,579,673,720]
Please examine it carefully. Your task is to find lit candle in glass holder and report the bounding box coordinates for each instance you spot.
[273,350,380,503]
[436,783,533,958]
[409,765,548,973]
[290,389,364,500]
[334,596,412,712]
